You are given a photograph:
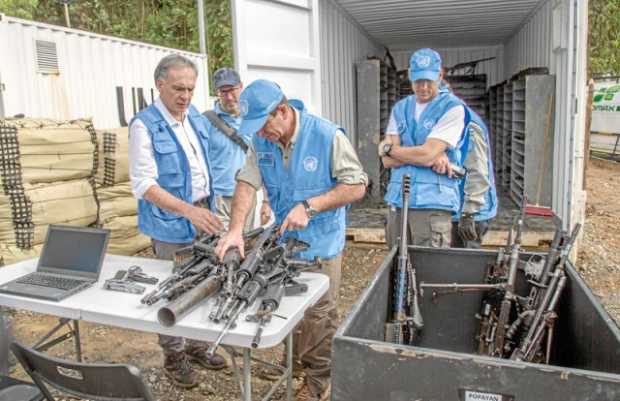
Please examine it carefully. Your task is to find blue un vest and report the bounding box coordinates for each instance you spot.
[384,92,470,212]
[132,104,215,243]
[457,108,498,222]
[253,100,346,260]
[205,103,247,197]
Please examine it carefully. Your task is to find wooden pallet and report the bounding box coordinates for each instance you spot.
[345,227,385,244]
[345,227,553,249]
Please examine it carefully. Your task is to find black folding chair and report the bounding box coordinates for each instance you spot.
[10,342,155,401]
[0,375,43,401]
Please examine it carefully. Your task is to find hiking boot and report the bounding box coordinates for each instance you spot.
[295,381,331,401]
[163,352,198,389]
[185,346,227,370]
[258,354,303,381]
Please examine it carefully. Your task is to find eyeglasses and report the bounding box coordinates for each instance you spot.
[217,86,241,96]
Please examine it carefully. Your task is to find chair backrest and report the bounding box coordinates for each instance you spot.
[10,342,155,401]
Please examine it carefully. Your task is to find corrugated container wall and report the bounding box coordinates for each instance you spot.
[319,0,381,147]
[0,15,209,129]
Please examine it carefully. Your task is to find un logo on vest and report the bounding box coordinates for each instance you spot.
[423,119,434,130]
[416,55,431,68]
[303,156,318,172]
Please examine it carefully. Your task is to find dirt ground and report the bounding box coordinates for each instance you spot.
[4,158,619,400]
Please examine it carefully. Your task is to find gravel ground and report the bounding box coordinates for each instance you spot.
[4,158,619,400]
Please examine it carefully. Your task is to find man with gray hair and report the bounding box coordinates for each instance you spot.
[128,54,226,388]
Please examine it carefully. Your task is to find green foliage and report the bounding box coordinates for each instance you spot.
[0,0,233,93]
[589,0,620,76]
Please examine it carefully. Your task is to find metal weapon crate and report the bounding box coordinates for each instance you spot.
[333,246,620,401]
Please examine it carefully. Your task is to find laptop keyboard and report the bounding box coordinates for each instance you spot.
[16,274,86,291]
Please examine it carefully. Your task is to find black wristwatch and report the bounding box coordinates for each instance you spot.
[382,143,393,157]
[302,200,318,219]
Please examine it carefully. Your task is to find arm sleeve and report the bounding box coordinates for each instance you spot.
[331,130,369,185]
[235,144,264,190]
[427,105,465,148]
[128,119,159,199]
[461,123,490,215]
[385,110,400,136]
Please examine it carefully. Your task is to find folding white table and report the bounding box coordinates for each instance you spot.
[0,254,329,401]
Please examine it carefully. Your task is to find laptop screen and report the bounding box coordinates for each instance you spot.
[38,225,110,279]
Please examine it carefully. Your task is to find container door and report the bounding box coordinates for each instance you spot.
[231,0,322,114]
[0,71,5,118]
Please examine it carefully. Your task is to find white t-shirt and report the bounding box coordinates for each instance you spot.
[386,101,465,148]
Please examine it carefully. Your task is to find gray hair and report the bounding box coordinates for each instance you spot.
[154,54,198,83]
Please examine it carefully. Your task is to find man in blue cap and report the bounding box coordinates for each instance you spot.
[379,48,469,248]
[129,54,227,388]
[203,67,272,230]
[216,79,367,401]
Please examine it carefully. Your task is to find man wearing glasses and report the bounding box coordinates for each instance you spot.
[128,54,226,388]
[203,68,271,230]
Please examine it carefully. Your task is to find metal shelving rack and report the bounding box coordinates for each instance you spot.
[501,82,513,189]
[510,77,526,205]
[508,74,556,208]
[356,58,398,205]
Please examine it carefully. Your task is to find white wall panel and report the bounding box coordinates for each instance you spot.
[319,0,381,146]
[0,14,208,129]
[392,46,505,87]
[232,0,322,114]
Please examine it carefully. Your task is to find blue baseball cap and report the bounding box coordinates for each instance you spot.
[238,79,284,135]
[409,48,442,82]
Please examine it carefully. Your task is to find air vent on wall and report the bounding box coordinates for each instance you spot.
[35,40,59,74]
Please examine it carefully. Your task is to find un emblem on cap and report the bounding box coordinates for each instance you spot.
[416,55,431,68]
[303,156,318,172]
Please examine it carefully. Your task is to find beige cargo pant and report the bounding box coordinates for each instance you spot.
[214,193,257,231]
[292,254,342,396]
[386,208,452,249]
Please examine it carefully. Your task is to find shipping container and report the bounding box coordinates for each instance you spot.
[230,0,589,232]
[0,13,210,129]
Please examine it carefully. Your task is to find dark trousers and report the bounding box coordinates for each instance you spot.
[450,220,491,249]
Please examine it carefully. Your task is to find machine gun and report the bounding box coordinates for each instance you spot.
[510,223,581,362]
[208,237,320,355]
[209,223,279,323]
[385,174,423,344]
[142,228,264,328]
[445,57,496,76]
[419,198,528,357]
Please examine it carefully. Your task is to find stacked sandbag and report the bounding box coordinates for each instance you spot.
[96,128,150,255]
[96,128,129,186]
[0,118,99,265]
[97,182,150,255]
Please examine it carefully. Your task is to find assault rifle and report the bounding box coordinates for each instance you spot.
[445,57,496,76]
[385,174,423,344]
[141,228,264,327]
[510,223,581,362]
[208,237,320,355]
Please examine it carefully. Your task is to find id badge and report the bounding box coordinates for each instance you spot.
[257,152,275,167]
